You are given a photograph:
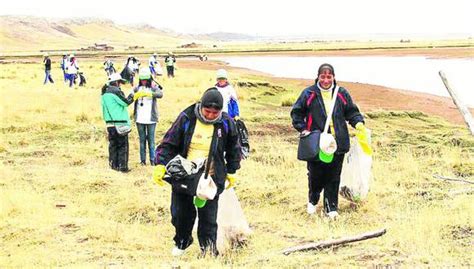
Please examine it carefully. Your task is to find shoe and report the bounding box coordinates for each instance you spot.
[326,211,339,220]
[140,161,146,166]
[307,202,316,215]
[171,246,185,257]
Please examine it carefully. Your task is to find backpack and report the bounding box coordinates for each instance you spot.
[235,119,250,159]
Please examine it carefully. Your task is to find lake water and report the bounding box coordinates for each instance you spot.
[222,56,474,107]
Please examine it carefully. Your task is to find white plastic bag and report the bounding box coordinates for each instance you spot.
[216,188,252,253]
[340,134,373,202]
[196,174,217,200]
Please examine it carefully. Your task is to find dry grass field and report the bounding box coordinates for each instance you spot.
[0,58,473,267]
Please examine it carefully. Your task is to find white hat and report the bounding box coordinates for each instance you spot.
[216,69,228,79]
[69,53,74,58]
[43,52,49,57]
[153,53,157,56]
[108,73,125,84]
[138,67,151,80]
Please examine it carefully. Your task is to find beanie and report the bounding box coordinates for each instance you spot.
[201,88,224,110]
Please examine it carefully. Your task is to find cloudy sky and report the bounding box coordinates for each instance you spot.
[1,0,473,36]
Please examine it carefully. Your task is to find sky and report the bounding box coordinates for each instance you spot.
[1,0,473,36]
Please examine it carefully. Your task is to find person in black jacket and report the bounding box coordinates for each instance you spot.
[43,54,54,85]
[290,63,369,219]
[152,88,241,257]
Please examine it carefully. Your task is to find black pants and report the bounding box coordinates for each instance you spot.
[166,66,174,77]
[307,154,345,213]
[171,191,219,254]
[107,127,129,171]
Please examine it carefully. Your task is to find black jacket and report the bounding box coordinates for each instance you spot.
[155,104,241,193]
[291,83,364,154]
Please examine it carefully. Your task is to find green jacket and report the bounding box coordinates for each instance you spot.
[101,86,134,126]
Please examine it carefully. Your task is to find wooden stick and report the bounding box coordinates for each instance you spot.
[282,228,386,255]
[439,71,474,136]
[433,174,474,185]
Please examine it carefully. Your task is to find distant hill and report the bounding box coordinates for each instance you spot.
[0,16,212,53]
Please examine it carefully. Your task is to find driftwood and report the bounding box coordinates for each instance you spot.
[282,228,386,255]
[438,71,474,136]
[433,174,474,185]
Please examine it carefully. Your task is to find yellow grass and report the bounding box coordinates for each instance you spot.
[0,59,473,267]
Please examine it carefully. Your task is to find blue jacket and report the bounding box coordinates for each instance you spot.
[291,83,364,154]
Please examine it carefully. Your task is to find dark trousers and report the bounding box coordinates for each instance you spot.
[307,154,345,213]
[107,127,129,171]
[171,191,219,254]
[136,123,156,164]
[166,66,174,78]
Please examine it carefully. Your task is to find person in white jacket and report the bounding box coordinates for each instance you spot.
[215,69,240,120]
[148,53,163,77]
[66,54,79,87]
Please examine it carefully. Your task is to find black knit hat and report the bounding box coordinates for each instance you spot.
[201,87,223,110]
[318,63,335,76]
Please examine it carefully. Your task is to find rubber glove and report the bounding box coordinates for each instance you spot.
[133,91,152,101]
[355,122,373,156]
[225,174,236,189]
[152,165,166,186]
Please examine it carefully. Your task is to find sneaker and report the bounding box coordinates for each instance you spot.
[326,211,339,220]
[171,246,185,257]
[307,202,316,215]
[140,161,146,166]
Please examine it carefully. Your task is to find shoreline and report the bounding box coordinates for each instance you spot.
[180,58,474,126]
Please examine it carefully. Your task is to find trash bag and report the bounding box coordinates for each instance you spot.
[120,66,134,83]
[235,119,250,159]
[78,72,86,86]
[339,133,373,202]
[216,188,252,253]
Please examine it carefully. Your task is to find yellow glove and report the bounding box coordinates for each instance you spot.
[226,174,236,189]
[133,91,152,101]
[233,116,240,121]
[355,122,373,156]
[152,165,166,186]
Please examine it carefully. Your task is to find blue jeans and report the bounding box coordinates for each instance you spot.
[44,70,54,84]
[136,123,156,164]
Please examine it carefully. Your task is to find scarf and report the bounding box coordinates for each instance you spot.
[194,102,222,124]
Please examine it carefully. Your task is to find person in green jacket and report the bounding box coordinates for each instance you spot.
[101,73,135,172]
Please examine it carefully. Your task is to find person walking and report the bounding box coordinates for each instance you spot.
[152,88,241,257]
[101,73,136,172]
[215,69,240,120]
[103,59,116,76]
[66,54,79,87]
[164,52,176,78]
[148,53,163,77]
[60,54,68,83]
[43,53,54,85]
[290,63,370,219]
[132,68,164,166]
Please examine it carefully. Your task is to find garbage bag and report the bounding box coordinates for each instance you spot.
[340,134,372,202]
[216,188,252,253]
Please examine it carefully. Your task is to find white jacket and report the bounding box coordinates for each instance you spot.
[66,59,79,74]
[216,84,238,114]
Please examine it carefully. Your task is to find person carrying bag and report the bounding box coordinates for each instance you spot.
[291,63,371,219]
[152,88,241,257]
[101,73,135,172]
